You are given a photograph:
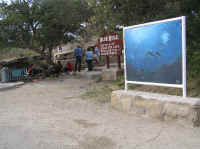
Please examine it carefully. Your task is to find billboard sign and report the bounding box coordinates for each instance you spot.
[123,17,187,97]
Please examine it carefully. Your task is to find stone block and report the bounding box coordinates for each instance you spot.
[111,93,132,112]
[78,71,102,80]
[102,68,123,81]
[120,94,132,112]
[111,92,123,111]
[190,106,200,127]
[146,99,164,119]
[162,103,190,119]
[111,90,200,127]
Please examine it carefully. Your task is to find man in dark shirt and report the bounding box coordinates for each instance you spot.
[74,45,83,72]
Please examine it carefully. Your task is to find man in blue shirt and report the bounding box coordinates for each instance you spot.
[74,45,83,72]
[85,47,94,71]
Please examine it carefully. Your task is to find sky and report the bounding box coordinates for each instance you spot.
[124,19,182,72]
[3,0,11,4]
[0,0,10,20]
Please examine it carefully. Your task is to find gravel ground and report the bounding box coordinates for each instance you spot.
[0,76,200,149]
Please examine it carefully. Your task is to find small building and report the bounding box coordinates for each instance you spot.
[0,57,29,82]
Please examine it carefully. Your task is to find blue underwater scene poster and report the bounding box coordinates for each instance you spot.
[124,19,182,84]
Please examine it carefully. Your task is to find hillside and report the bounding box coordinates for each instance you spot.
[0,47,40,61]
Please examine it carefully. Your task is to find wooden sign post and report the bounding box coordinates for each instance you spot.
[106,55,110,69]
[117,55,121,69]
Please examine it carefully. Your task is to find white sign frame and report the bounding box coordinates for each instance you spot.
[123,16,187,98]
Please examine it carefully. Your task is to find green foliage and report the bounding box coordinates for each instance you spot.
[89,0,183,33]
[187,50,200,78]
[0,0,92,64]
[89,0,200,50]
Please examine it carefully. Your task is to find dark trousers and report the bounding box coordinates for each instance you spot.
[75,56,82,72]
[87,60,93,71]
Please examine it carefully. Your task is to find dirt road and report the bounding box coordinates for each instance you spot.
[0,76,200,149]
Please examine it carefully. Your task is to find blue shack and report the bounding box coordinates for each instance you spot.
[0,58,28,82]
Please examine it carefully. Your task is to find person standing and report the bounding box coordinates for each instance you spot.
[85,47,94,71]
[94,45,100,63]
[74,45,83,72]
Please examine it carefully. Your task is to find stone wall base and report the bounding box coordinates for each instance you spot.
[111,90,200,127]
[102,68,123,81]
[78,71,102,80]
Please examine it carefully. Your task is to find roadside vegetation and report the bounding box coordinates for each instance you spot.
[82,74,200,104]
[82,84,113,104]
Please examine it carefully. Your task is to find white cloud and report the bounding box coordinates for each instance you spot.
[161,31,170,45]
[2,0,11,4]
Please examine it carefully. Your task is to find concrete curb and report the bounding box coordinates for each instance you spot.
[0,82,24,91]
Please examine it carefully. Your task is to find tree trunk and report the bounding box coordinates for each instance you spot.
[46,46,54,65]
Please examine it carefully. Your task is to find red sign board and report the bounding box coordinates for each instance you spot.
[97,32,123,56]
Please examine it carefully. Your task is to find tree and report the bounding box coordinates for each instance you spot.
[89,0,184,32]
[90,0,200,48]
[0,0,91,63]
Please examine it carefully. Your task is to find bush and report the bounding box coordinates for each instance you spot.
[187,50,200,78]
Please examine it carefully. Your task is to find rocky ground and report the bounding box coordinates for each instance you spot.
[0,75,200,149]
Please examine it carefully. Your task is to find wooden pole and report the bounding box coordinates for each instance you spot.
[106,55,110,69]
[117,55,121,69]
